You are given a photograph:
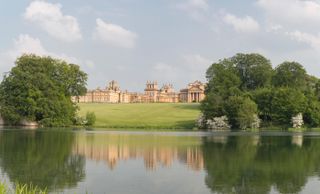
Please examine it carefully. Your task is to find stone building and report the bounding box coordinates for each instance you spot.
[72,80,131,103]
[179,80,206,103]
[73,80,205,103]
[144,81,179,103]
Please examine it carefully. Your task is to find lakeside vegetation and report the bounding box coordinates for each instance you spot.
[0,55,87,127]
[201,53,320,130]
[78,103,200,129]
[0,182,47,194]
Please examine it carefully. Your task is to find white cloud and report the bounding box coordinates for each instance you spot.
[257,0,320,27]
[24,1,82,42]
[266,24,283,33]
[176,0,209,21]
[8,34,79,63]
[286,31,320,50]
[258,0,320,52]
[182,54,211,69]
[93,18,137,49]
[0,34,82,75]
[223,13,260,33]
[177,0,208,11]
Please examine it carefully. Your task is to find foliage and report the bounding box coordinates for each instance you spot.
[269,88,306,125]
[237,99,259,130]
[272,61,307,90]
[252,88,273,122]
[205,116,231,130]
[292,113,304,128]
[304,93,320,127]
[205,60,241,99]
[225,96,258,129]
[85,112,96,126]
[0,182,47,194]
[14,183,47,194]
[200,93,225,119]
[231,53,273,90]
[0,54,87,127]
[201,53,320,129]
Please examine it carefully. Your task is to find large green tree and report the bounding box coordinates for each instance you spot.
[273,61,307,90]
[205,59,241,99]
[232,53,273,90]
[0,54,87,126]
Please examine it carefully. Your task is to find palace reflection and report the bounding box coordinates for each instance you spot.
[72,133,204,171]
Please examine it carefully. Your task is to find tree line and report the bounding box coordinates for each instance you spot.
[200,53,320,130]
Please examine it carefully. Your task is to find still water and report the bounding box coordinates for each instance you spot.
[0,129,320,194]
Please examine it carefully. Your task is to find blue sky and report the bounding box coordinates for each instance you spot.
[1,0,320,91]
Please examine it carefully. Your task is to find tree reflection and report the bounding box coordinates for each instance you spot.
[0,130,85,191]
[202,135,320,194]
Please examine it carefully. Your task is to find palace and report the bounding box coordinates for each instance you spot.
[72,80,206,103]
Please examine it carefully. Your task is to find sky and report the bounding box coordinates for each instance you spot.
[1,0,320,92]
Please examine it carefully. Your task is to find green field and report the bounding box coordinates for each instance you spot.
[78,103,201,129]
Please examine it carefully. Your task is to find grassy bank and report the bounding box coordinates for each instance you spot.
[78,103,201,129]
[0,182,47,194]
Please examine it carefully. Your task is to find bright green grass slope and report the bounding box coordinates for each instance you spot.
[78,103,201,129]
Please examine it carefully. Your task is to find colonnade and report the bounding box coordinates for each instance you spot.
[189,92,202,102]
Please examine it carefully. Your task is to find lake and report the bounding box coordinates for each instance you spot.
[0,129,320,194]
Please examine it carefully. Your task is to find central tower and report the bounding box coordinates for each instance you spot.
[144,81,159,102]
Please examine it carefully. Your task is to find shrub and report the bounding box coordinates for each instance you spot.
[206,116,231,130]
[292,113,304,129]
[85,112,96,126]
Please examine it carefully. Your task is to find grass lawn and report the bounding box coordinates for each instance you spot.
[78,103,201,129]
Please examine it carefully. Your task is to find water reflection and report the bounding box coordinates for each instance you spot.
[73,133,204,171]
[0,130,85,191]
[0,130,319,194]
[202,134,320,194]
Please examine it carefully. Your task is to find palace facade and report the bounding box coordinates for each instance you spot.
[72,80,206,103]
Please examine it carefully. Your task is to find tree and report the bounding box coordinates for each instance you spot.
[252,88,273,122]
[316,80,320,100]
[0,54,87,126]
[237,98,259,129]
[201,53,320,129]
[270,88,307,125]
[273,61,307,90]
[303,92,320,127]
[205,59,242,99]
[232,53,273,90]
[224,96,258,129]
[200,93,225,120]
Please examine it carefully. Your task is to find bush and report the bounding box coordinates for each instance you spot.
[85,112,96,126]
[206,116,231,130]
[225,96,258,129]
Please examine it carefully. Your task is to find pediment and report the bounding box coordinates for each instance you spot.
[188,85,203,91]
